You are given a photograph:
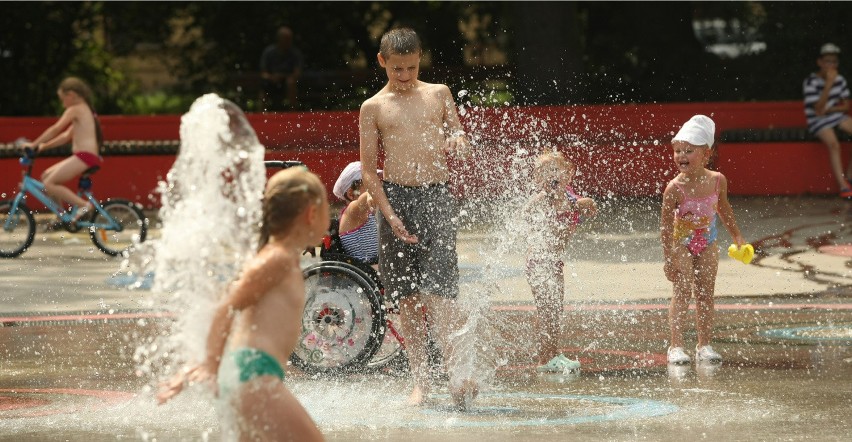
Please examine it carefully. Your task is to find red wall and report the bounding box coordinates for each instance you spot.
[1,101,848,208]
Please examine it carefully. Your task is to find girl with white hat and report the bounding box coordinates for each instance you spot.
[660,115,748,367]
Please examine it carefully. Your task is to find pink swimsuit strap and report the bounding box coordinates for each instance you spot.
[675,174,720,219]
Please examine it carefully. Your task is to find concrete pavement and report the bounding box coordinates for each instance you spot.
[2,196,852,316]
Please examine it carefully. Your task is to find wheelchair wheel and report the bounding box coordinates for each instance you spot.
[291,261,385,374]
[333,260,408,372]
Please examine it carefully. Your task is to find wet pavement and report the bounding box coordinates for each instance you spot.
[1,196,851,441]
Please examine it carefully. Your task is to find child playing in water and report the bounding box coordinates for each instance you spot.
[23,77,103,226]
[359,27,476,409]
[523,151,598,373]
[156,167,327,442]
[332,161,380,264]
[660,114,746,366]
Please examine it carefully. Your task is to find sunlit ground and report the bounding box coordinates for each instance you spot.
[1,196,851,440]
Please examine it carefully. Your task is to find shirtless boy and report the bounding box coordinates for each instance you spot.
[359,27,476,409]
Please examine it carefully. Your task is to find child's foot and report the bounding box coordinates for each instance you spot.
[450,379,479,411]
[407,385,429,406]
[666,362,690,381]
[838,181,852,199]
[695,345,722,363]
[536,354,581,374]
[696,360,722,378]
[667,346,691,365]
[71,203,93,224]
[44,218,66,232]
[557,354,581,371]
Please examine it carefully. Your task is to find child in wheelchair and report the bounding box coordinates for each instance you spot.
[325,161,382,280]
[290,161,444,376]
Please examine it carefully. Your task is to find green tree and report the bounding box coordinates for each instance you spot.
[5,1,852,116]
[0,2,96,116]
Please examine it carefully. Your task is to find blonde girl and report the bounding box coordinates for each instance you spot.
[158,167,328,441]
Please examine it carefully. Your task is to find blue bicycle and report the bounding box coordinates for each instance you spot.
[0,147,148,257]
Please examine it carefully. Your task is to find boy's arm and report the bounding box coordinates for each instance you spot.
[440,85,470,159]
[289,51,304,80]
[26,107,76,149]
[815,70,838,115]
[259,47,274,79]
[359,100,418,243]
[40,128,73,151]
[576,197,598,219]
[522,193,543,223]
[716,174,745,246]
[826,98,849,114]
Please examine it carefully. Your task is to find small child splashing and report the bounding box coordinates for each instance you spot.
[523,150,598,374]
[157,167,328,441]
[660,115,746,366]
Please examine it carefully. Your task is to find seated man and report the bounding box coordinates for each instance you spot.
[331,161,381,265]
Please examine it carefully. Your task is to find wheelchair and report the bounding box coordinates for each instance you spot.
[264,161,440,375]
[289,216,409,374]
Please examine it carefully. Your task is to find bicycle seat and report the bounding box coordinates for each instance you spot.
[82,166,100,177]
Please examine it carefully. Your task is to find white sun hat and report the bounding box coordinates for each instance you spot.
[821,43,841,55]
[333,162,382,200]
[333,162,363,200]
[672,114,716,148]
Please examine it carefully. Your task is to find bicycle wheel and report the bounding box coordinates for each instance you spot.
[0,200,36,258]
[88,199,148,257]
[291,262,385,375]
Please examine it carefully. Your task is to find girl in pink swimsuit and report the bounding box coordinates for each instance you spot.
[523,151,598,374]
[672,175,720,256]
[23,77,103,225]
[661,115,747,367]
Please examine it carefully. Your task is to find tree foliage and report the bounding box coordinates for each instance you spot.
[1,1,852,116]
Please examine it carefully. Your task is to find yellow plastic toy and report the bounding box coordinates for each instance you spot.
[727,243,754,265]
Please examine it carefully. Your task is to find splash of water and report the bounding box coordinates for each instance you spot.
[446,85,657,392]
[444,95,552,394]
[127,93,266,376]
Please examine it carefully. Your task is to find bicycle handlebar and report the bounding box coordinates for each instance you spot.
[19,147,36,166]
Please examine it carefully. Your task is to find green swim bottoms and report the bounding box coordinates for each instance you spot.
[230,347,285,383]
